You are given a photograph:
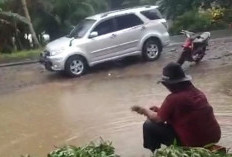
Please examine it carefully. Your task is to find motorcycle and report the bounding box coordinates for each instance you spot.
[177,30,211,65]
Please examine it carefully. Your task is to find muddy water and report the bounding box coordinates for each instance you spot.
[0,58,232,156]
[1,35,232,157]
[0,74,159,157]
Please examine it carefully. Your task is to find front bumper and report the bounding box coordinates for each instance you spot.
[39,53,65,71]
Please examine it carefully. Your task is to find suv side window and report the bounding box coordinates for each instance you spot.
[141,9,163,20]
[92,19,115,36]
[115,14,143,31]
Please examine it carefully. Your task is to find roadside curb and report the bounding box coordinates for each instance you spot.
[0,60,39,68]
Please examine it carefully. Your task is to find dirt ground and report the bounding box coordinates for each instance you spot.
[0,38,232,157]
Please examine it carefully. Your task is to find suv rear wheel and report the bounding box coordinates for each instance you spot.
[65,55,88,77]
[142,39,162,61]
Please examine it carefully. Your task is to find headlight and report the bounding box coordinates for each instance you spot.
[50,48,65,56]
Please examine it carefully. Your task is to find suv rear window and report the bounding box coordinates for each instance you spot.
[141,9,163,20]
[115,14,143,31]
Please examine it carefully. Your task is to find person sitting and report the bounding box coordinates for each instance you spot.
[132,62,221,152]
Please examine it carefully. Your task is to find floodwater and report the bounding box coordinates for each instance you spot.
[0,40,232,156]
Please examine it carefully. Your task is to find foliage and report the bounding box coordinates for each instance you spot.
[157,0,232,19]
[223,9,232,23]
[0,0,109,53]
[20,142,232,157]
[0,0,32,53]
[28,0,108,40]
[212,0,232,9]
[169,11,212,35]
[0,11,29,24]
[48,140,119,157]
[207,8,232,23]
[208,7,225,22]
[153,145,232,157]
[158,0,202,19]
[18,139,232,157]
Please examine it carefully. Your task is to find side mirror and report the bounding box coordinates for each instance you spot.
[89,31,98,38]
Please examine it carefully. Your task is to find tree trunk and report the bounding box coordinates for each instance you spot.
[21,0,41,48]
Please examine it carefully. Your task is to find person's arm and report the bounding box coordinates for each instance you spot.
[143,108,162,122]
[149,106,160,112]
[131,106,163,123]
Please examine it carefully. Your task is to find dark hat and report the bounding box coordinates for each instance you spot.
[158,62,192,84]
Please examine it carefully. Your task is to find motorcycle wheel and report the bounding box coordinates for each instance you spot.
[192,47,206,63]
[194,54,204,63]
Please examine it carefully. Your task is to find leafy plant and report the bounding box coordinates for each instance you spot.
[19,141,232,157]
[153,145,232,157]
[48,139,119,157]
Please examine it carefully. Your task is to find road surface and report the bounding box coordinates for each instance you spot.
[0,38,232,157]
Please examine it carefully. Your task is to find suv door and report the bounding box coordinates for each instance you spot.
[113,14,144,55]
[85,18,117,62]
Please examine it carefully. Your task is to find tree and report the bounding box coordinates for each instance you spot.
[21,0,40,48]
[157,0,232,20]
[0,0,32,52]
[158,0,199,19]
[29,0,108,40]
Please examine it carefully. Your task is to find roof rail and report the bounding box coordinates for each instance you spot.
[145,5,152,8]
[100,5,154,18]
[100,8,129,18]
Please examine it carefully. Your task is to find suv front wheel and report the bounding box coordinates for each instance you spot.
[142,39,162,61]
[65,55,88,77]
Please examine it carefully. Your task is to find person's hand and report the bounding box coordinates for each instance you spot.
[131,105,145,115]
[149,106,159,112]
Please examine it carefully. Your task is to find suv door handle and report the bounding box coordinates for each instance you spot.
[141,26,146,30]
[110,34,117,39]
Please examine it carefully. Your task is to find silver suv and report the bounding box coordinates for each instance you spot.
[40,6,170,77]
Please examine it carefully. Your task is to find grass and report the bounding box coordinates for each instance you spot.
[0,49,42,64]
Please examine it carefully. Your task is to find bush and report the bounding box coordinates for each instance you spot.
[169,10,228,35]
[223,9,232,23]
[169,11,212,35]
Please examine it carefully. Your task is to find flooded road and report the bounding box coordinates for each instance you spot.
[0,38,232,157]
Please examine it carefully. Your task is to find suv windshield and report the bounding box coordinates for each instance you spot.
[67,19,96,38]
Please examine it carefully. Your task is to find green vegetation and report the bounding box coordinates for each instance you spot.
[0,49,41,63]
[170,11,212,35]
[169,9,228,35]
[154,145,232,157]
[161,0,232,35]
[48,140,119,157]
[20,139,232,157]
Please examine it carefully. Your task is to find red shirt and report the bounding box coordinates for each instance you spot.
[158,85,221,147]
